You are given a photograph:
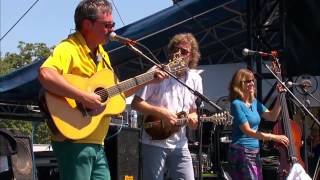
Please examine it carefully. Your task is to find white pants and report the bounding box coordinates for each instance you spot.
[141,143,195,180]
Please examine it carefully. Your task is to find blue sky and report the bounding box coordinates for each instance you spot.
[0,0,172,55]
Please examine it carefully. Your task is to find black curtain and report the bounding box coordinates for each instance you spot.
[285,0,320,76]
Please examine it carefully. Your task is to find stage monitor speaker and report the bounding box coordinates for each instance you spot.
[11,130,33,180]
[105,126,140,180]
[0,129,33,180]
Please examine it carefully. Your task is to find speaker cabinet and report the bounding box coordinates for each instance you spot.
[0,129,33,180]
[11,131,33,180]
[105,126,140,180]
[34,150,59,180]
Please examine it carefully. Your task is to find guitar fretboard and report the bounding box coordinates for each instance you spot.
[175,116,222,126]
[275,67,298,163]
[144,112,232,129]
[99,71,155,101]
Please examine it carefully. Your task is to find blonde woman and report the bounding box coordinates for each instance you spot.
[227,68,289,179]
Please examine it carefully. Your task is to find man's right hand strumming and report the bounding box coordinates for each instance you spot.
[159,108,177,127]
[78,91,102,110]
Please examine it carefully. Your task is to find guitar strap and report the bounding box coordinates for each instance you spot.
[103,58,113,71]
[101,53,113,71]
[91,47,113,71]
[93,53,102,65]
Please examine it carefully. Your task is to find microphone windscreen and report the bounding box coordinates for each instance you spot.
[242,48,249,56]
[301,79,312,86]
[109,32,117,41]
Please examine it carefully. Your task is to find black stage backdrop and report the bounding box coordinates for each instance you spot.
[285,0,320,76]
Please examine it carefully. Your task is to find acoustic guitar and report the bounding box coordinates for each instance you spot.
[41,53,187,140]
[143,111,233,140]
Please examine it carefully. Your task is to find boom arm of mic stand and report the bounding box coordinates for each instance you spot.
[127,44,161,68]
[127,44,224,112]
[263,61,320,126]
[305,91,320,105]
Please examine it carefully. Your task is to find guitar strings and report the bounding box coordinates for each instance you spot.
[93,70,156,101]
[279,92,296,158]
[93,60,184,102]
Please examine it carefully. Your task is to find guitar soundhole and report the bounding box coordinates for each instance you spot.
[94,87,108,102]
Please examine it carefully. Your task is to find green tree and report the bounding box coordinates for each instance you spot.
[0,41,53,144]
[0,120,32,135]
[0,41,52,75]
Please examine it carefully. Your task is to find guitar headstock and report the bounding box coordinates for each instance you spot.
[270,50,281,76]
[207,111,233,126]
[271,59,281,75]
[166,50,188,75]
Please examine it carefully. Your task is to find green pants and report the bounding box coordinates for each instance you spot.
[52,141,110,180]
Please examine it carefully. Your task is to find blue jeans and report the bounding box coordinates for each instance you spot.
[141,143,194,180]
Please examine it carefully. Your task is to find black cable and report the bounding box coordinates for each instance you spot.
[105,118,124,142]
[0,0,40,42]
[110,0,125,26]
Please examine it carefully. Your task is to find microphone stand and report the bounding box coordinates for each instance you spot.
[298,86,320,174]
[304,90,320,105]
[196,97,203,180]
[301,88,311,173]
[126,44,226,180]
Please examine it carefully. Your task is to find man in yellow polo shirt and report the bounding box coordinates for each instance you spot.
[38,1,167,180]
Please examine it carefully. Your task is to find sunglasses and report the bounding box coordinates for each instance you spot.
[94,20,115,29]
[174,47,191,55]
[242,79,255,84]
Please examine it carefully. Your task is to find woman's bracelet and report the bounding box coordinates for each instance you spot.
[268,133,272,141]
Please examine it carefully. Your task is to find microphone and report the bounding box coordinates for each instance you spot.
[286,80,312,88]
[109,32,136,45]
[242,48,272,57]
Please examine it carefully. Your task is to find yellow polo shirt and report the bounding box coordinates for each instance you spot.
[41,32,113,145]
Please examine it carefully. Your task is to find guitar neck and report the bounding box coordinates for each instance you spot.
[102,70,155,100]
[144,112,231,130]
[99,55,187,101]
[176,118,188,126]
[276,70,298,162]
[279,93,298,161]
[175,116,220,125]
